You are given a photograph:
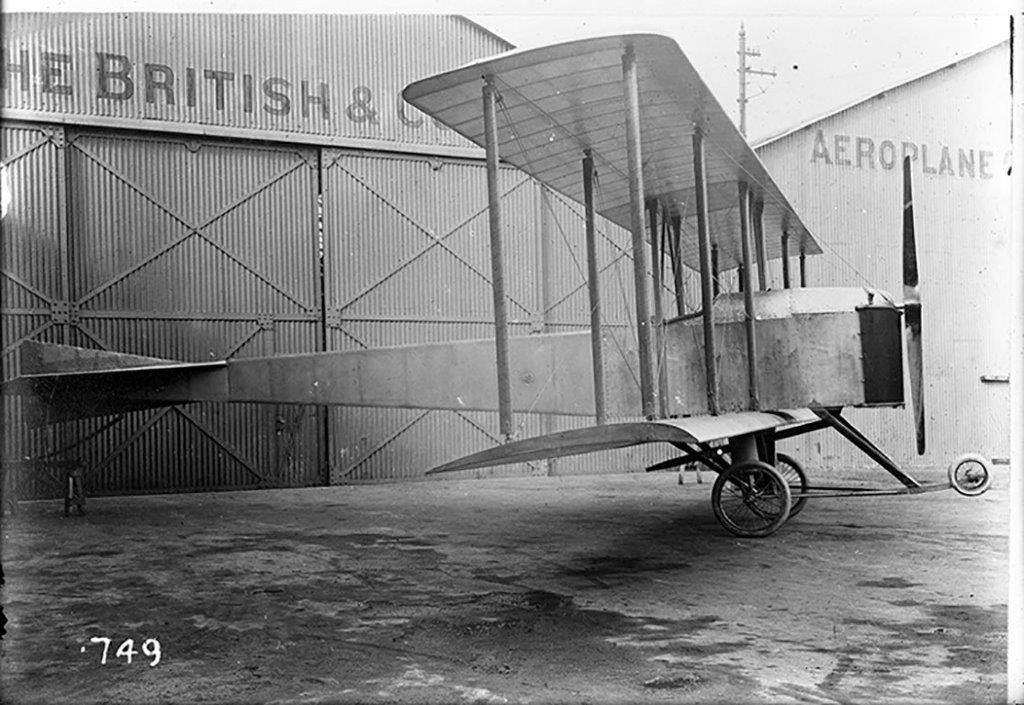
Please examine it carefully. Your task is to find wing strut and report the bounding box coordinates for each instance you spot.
[647,199,669,417]
[781,230,791,288]
[482,75,514,440]
[622,44,657,419]
[711,244,720,297]
[753,197,768,291]
[582,151,606,424]
[692,128,719,415]
[738,181,761,410]
[669,214,686,316]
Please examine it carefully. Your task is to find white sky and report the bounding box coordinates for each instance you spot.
[3,0,1015,142]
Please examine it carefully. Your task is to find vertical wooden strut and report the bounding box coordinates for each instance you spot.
[670,214,686,316]
[582,152,606,424]
[711,244,720,297]
[482,76,513,440]
[738,181,760,410]
[781,230,791,288]
[622,45,656,419]
[799,248,807,287]
[753,197,767,291]
[647,199,668,418]
[692,129,719,415]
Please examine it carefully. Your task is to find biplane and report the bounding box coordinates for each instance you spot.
[2,34,992,537]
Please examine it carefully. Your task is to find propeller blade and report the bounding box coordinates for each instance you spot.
[902,156,925,455]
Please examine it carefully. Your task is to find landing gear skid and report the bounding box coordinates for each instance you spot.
[648,406,993,538]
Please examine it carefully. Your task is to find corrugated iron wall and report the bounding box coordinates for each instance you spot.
[1,14,527,496]
[321,149,535,481]
[2,122,325,496]
[2,14,509,151]
[755,43,1011,470]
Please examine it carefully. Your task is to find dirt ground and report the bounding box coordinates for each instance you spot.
[0,468,1008,704]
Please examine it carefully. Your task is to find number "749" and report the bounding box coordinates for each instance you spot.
[88,637,161,666]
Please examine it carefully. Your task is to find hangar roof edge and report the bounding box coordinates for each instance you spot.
[454,15,516,51]
[754,39,1010,150]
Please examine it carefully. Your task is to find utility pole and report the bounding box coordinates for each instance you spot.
[737,22,776,137]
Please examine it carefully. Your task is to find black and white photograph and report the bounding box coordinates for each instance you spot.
[1,1,1021,703]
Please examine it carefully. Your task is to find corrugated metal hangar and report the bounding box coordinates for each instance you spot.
[0,14,1010,498]
[757,40,1011,475]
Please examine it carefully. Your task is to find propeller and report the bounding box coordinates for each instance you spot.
[902,155,925,455]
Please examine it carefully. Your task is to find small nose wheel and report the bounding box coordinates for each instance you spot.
[947,453,993,496]
[712,460,792,537]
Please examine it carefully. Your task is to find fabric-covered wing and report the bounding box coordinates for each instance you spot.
[2,342,227,423]
[403,33,821,271]
[428,409,819,474]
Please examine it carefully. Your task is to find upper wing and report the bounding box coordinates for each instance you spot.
[403,33,821,270]
[428,409,819,474]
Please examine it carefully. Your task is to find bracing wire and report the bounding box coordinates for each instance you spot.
[700,130,880,292]
[496,87,647,399]
[491,75,631,187]
[674,200,738,296]
[493,88,645,428]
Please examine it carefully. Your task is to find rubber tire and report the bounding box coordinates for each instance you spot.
[712,460,792,538]
[775,453,809,518]
[947,453,993,497]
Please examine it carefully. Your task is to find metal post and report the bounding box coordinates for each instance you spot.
[622,45,656,419]
[781,230,791,288]
[738,181,760,410]
[582,152,606,424]
[753,196,767,291]
[648,199,669,417]
[692,129,719,415]
[670,214,686,316]
[538,184,557,473]
[482,76,513,440]
[799,248,807,287]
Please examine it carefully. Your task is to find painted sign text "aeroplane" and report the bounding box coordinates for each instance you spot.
[811,129,1011,178]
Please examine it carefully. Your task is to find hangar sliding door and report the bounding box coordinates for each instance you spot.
[320,149,678,481]
[321,149,547,481]
[2,124,324,496]
[1,122,75,497]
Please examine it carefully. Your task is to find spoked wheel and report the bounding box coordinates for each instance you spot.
[775,453,808,517]
[947,453,993,496]
[712,460,792,538]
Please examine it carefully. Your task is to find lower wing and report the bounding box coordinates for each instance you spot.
[428,409,819,474]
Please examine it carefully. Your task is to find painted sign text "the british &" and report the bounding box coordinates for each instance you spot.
[2,49,438,129]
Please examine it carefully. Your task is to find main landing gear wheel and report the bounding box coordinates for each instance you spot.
[712,460,792,538]
[775,453,808,517]
[947,453,993,496]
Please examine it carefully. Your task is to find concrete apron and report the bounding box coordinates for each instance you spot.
[0,472,1008,704]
